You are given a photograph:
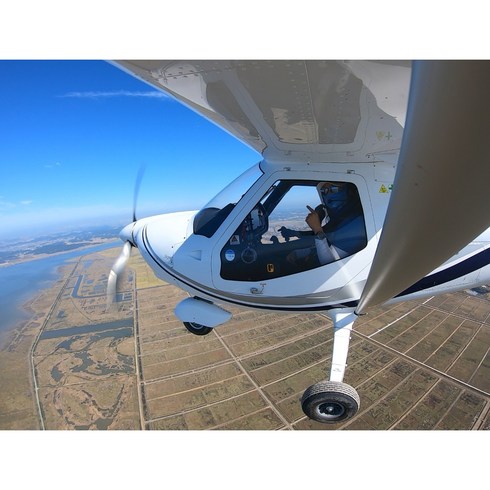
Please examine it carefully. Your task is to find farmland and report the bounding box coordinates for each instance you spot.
[1,247,488,430]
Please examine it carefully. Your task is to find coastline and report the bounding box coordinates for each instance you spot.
[0,257,80,429]
[0,238,119,268]
[0,241,119,347]
[0,262,72,351]
[0,242,126,429]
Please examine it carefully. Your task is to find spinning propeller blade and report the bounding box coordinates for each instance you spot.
[357,61,490,314]
[106,241,132,309]
[106,165,146,310]
[132,163,146,223]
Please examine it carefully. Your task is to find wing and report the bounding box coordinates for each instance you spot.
[115,60,411,164]
[357,61,490,312]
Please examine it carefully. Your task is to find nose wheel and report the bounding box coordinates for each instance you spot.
[183,322,213,336]
[301,381,360,424]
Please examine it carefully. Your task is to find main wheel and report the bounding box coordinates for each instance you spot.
[301,381,360,424]
[183,321,213,336]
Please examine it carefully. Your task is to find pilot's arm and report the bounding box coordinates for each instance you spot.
[306,206,340,264]
[279,204,326,241]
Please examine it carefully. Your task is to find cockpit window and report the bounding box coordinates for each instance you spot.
[194,163,263,237]
[220,180,367,281]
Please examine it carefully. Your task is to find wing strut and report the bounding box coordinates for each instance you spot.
[356,61,490,314]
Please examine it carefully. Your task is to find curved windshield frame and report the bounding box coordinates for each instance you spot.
[193,162,263,238]
[203,162,263,210]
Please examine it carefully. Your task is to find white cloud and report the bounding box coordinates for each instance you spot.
[20,200,33,206]
[60,90,169,100]
[44,162,62,169]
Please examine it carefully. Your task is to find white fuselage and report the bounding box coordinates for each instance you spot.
[127,159,490,314]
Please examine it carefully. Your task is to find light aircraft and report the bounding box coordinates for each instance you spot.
[107,60,490,424]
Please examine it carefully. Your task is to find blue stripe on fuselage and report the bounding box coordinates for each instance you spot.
[396,248,490,298]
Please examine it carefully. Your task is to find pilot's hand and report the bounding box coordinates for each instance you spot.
[306,205,323,234]
[278,226,296,242]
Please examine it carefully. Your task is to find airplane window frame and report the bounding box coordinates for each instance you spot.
[219,178,368,281]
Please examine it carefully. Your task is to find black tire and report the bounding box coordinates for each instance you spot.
[301,381,360,424]
[183,321,213,336]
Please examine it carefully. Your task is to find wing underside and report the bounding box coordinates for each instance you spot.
[115,60,411,164]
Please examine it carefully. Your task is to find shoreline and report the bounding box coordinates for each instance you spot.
[0,261,73,351]
[0,242,119,349]
[0,238,119,268]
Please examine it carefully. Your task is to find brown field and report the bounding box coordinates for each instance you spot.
[31,251,140,429]
[136,267,490,430]
[0,247,488,430]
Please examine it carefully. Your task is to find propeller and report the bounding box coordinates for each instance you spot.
[356,61,490,314]
[106,164,146,310]
[106,241,132,309]
[132,163,146,223]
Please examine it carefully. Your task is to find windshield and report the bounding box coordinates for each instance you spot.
[203,162,263,210]
[193,162,263,238]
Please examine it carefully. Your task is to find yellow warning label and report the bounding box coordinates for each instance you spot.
[267,264,275,273]
[379,184,389,193]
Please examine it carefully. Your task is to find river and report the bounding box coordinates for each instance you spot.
[0,242,119,339]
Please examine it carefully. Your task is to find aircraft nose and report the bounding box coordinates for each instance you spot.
[139,211,197,266]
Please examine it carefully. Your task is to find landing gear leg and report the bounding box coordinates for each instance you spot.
[301,309,360,423]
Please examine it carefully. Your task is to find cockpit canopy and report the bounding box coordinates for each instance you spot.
[191,163,368,281]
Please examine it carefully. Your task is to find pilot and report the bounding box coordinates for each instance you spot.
[280,181,363,266]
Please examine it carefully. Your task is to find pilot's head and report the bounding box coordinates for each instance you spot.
[318,181,350,216]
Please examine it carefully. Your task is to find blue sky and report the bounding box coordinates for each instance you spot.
[0,60,260,240]
[0,4,481,244]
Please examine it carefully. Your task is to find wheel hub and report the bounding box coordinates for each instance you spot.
[317,401,345,419]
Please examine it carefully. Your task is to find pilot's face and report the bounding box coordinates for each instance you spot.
[321,182,349,214]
